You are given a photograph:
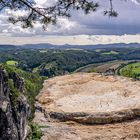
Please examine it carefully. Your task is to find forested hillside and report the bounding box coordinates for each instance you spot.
[0,45,140,77]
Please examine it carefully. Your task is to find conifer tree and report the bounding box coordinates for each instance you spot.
[0,0,135,28]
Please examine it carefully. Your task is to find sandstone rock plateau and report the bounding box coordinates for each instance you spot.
[35,73,140,140]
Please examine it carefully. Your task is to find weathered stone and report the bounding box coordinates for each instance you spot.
[37,73,140,124]
[9,72,25,92]
[0,66,30,140]
[44,109,140,124]
[1,101,9,112]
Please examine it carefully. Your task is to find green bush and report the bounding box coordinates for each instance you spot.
[28,123,43,140]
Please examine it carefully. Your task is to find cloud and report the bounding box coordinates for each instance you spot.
[34,0,57,7]
[130,0,140,5]
[0,0,140,37]
[0,10,80,36]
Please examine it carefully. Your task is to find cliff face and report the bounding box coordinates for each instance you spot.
[0,66,30,140]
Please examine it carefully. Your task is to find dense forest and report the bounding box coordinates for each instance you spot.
[0,45,140,77]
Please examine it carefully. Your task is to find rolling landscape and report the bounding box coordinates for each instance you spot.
[0,44,140,78]
[0,0,140,140]
[0,44,140,139]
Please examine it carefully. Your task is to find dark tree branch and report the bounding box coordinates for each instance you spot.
[0,0,119,29]
[104,0,118,17]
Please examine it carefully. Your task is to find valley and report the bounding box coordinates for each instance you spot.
[0,45,140,78]
[0,1,140,140]
[0,45,140,140]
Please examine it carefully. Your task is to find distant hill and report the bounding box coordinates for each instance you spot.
[0,45,18,50]
[0,43,140,50]
[21,43,140,50]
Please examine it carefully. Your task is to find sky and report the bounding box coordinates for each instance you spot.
[0,0,140,45]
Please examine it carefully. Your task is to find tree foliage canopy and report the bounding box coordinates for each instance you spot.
[0,0,121,28]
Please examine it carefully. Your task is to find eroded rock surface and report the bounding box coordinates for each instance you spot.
[34,111,140,140]
[35,73,140,140]
[0,66,30,140]
[37,73,140,124]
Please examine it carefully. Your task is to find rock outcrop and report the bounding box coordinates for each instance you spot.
[0,66,30,140]
[9,72,25,92]
[37,73,140,124]
[45,109,140,124]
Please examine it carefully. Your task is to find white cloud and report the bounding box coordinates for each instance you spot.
[34,0,57,7]
[130,0,140,5]
[0,0,140,38]
[46,18,80,35]
[5,9,29,17]
[0,1,80,36]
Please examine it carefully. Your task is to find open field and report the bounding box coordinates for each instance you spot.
[75,60,132,73]
[74,63,103,73]
[6,60,18,66]
[93,61,128,73]
[102,51,119,55]
[119,62,140,78]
